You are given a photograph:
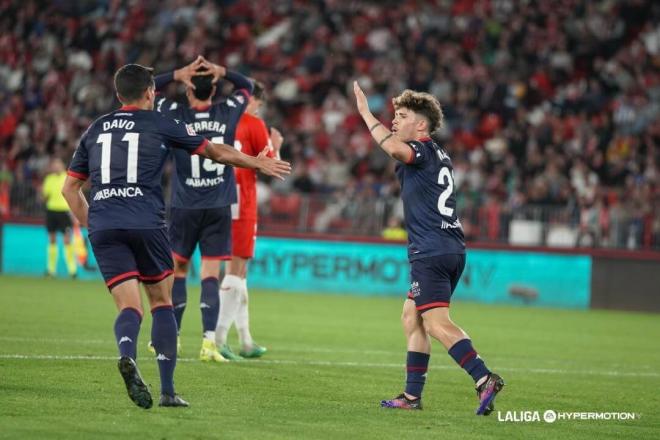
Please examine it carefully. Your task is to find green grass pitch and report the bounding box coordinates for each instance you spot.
[0,275,658,439]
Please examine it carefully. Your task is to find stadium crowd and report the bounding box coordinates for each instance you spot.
[1,0,659,249]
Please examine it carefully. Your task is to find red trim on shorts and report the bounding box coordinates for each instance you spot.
[139,269,173,282]
[201,255,232,261]
[416,301,450,311]
[407,291,414,300]
[106,271,140,288]
[151,304,173,314]
[67,170,88,181]
[172,251,190,263]
[459,350,477,367]
[192,138,209,155]
[122,307,143,321]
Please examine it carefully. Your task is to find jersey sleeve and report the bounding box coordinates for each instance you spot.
[67,131,90,180]
[158,114,209,155]
[403,141,428,166]
[155,95,180,117]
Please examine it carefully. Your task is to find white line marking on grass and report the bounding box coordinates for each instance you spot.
[1,354,658,378]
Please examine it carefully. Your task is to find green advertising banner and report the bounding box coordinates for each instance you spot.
[1,224,591,308]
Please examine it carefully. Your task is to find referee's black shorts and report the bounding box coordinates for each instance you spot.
[46,210,72,233]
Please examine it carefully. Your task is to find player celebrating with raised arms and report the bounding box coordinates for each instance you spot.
[353,81,503,415]
[61,64,290,409]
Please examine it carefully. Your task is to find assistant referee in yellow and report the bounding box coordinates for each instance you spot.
[42,157,77,278]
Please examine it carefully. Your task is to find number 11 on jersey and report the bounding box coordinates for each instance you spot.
[97,132,140,184]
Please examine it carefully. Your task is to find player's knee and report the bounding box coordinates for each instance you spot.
[401,308,419,333]
[421,309,451,333]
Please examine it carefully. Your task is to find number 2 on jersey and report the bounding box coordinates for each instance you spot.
[437,167,454,216]
[97,132,139,184]
[190,136,226,178]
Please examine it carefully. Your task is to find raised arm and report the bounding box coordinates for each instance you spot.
[353,81,412,163]
[61,176,89,227]
[197,58,254,98]
[154,56,205,91]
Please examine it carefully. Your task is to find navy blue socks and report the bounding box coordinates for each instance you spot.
[114,307,141,360]
[405,351,430,398]
[171,277,187,332]
[200,277,219,335]
[448,339,490,383]
[151,305,178,396]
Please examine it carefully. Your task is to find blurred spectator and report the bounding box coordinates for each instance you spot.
[0,0,658,249]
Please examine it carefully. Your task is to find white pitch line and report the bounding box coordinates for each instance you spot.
[0,354,658,378]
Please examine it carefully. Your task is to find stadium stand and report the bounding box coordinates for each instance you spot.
[0,0,658,249]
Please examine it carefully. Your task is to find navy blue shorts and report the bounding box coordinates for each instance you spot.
[168,206,232,262]
[407,254,466,313]
[89,228,174,290]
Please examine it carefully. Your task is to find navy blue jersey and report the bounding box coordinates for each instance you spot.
[395,137,466,261]
[68,106,209,233]
[156,90,248,209]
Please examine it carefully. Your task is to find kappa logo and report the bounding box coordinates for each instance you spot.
[226,99,236,108]
[156,353,171,361]
[119,336,133,344]
[200,302,210,309]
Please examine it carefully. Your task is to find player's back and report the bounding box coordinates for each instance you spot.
[395,137,465,260]
[157,93,247,209]
[68,106,207,232]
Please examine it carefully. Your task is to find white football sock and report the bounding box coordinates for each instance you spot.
[235,278,254,349]
[215,274,242,346]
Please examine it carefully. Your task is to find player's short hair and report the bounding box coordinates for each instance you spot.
[252,80,267,102]
[191,74,214,100]
[392,89,444,133]
[114,64,154,102]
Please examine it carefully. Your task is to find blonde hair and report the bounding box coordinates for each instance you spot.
[392,89,444,132]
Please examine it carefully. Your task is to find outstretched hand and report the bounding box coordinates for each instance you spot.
[255,148,291,180]
[353,81,370,116]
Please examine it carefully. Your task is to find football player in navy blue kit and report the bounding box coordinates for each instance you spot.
[353,82,503,415]
[61,64,290,409]
[151,56,254,362]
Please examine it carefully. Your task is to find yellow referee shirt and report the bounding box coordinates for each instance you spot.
[42,172,69,212]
